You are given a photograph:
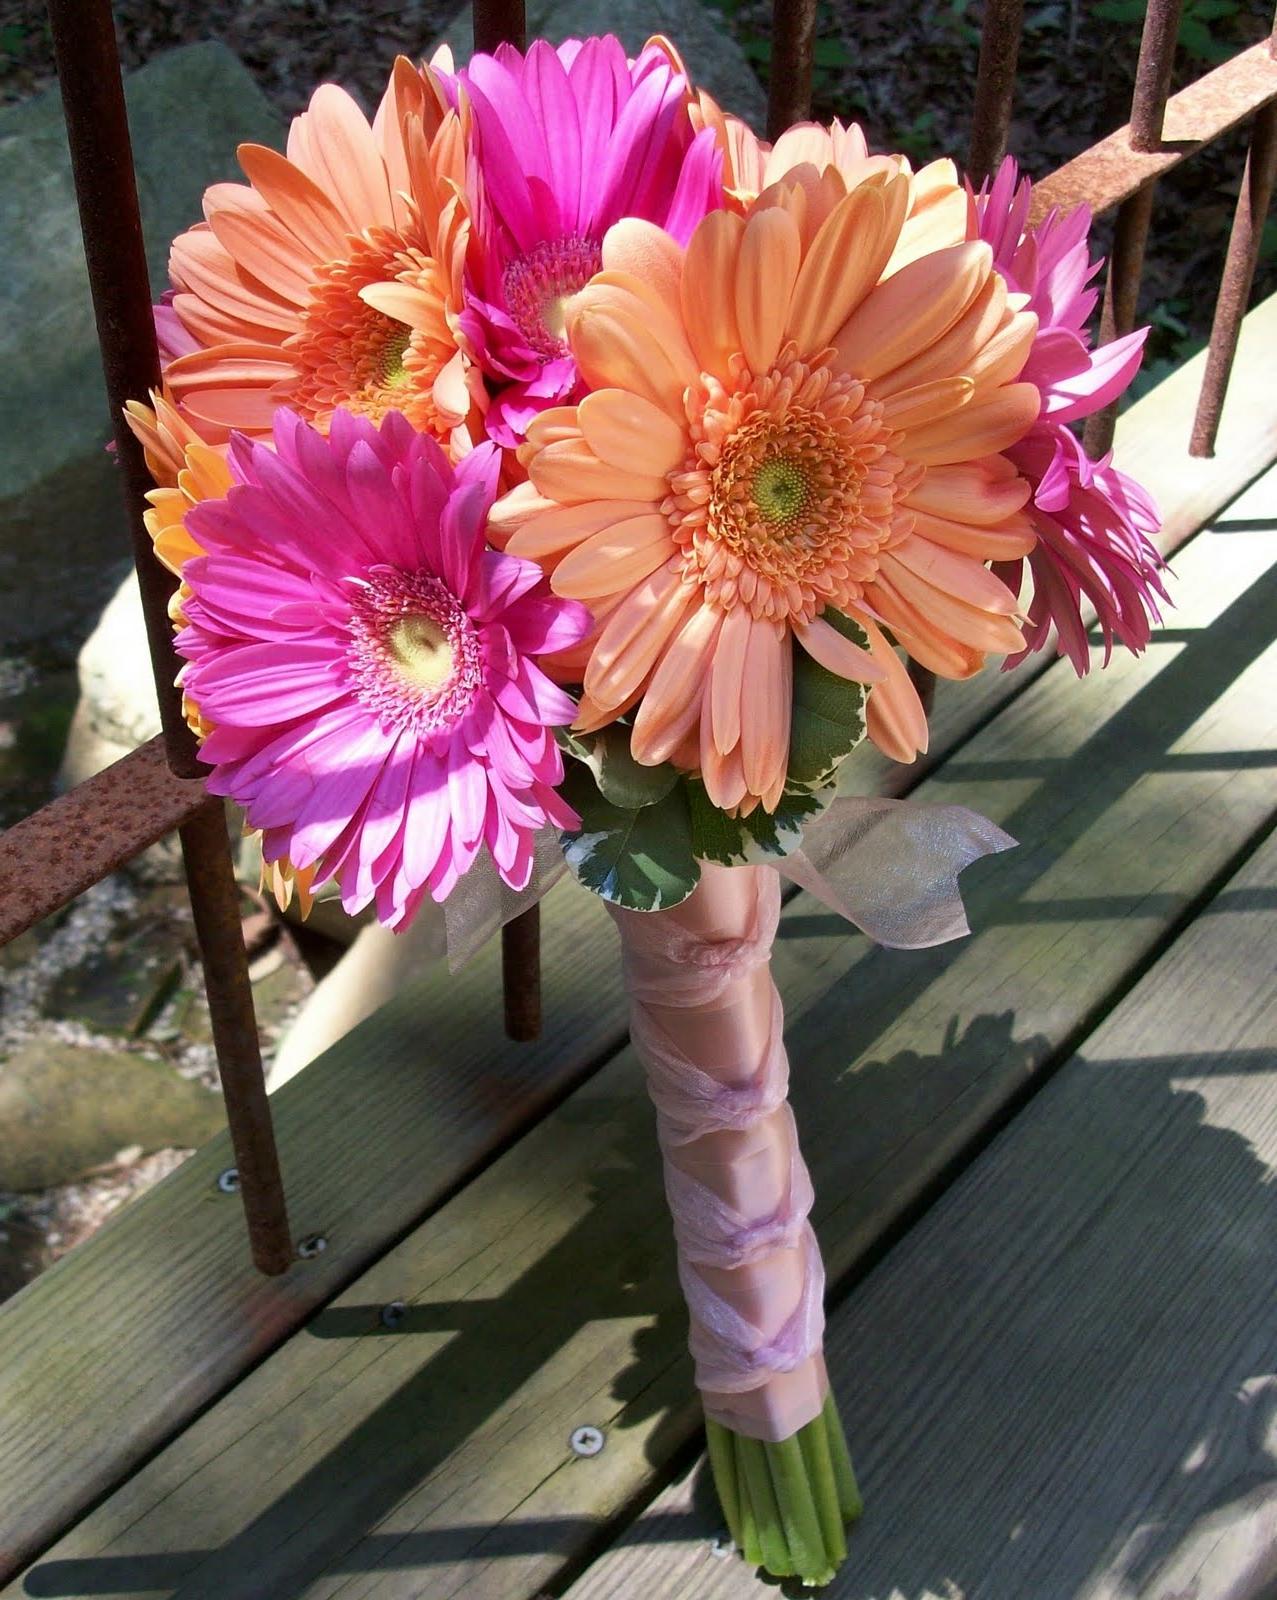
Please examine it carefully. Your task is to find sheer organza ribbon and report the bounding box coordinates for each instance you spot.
[439,795,1015,970]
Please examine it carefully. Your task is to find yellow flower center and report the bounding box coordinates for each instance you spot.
[377,324,413,390]
[386,614,454,690]
[665,348,921,623]
[346,570,483,735]
[751,456,812,525]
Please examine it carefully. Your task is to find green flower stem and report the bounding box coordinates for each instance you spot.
[705,1419,740,1535]
[799,1405,848,1566]
[736,1435,794,1577]
[736,1450,763,1569]
[705,1403,864,1587]
[767,1432,833,1585]
[823,1392,864,1521]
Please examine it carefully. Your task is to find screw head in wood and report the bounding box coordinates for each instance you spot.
[216,1168,240,1194]
[569,1425,605,1458]
[296,1233,328,1259]
[380,1300,407,1328]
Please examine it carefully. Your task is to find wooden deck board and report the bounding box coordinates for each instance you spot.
[0,880,624,1581]
[2,293,1273,1585]
[565,821,1277,1600]
[9,464,1275,1600]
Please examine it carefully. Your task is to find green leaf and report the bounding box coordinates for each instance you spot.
[686,779,833,867]
[558,762,699,911]
[558,724,680,811]
[787,610,869,788]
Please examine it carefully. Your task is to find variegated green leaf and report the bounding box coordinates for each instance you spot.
[557,725,680,811]
[558,762,699,911]
[686,779,834,867]
[787,609,870,788]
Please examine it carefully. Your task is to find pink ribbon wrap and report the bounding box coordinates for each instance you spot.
[611,864,829,1441]
[607,801,1014,1441]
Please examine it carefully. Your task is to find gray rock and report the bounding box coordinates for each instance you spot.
[0,43,281,663]
[58,575,160,789]
[438,0,766,131]
[0,1040,224,1191]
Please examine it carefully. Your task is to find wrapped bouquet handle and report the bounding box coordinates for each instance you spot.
[612,863,857,1578]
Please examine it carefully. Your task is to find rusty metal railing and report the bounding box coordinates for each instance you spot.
[2,0,1274,1275]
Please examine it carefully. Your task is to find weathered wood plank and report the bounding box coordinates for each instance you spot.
[565,825,1277,1600]
[0,879,623,1581]
[11,469,1275,1600]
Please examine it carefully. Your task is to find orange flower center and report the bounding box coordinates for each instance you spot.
[665,349,920,623]
[286,228,456,438]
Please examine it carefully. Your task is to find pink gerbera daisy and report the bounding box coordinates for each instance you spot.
[974,158,1168,671]
[178,409,589,927]
[454,34,722,444]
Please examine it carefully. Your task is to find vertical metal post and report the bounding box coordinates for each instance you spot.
[47,0,292,1275]
[1085,0,1181,455]
[1084,184,1157,457]
[967,0,1025,185]
[1190,100,1277,456]
[502,903,543,1041]
[45,0,195,778]
[767,0,817,140]
[181,805,293,1273]
[472,0,542,1042]
[1129,0,1185,151]
[472,0,526,53]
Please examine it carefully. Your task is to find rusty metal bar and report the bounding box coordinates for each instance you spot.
[1030,40,1277,222]
[471,0,543,1042]
[1084,182,1158,457]
[1190,99,1277,455]
[1082,0,1180,455]
[967,0,1025,185]
[927,0,1027,714]
[1130,0,1185,150]
[767,0,817,141]
[46,0,292,1275]
[502,902,543,1041]
[178,804,293,1275]
[0,739,206,946]
[45,0,197,782]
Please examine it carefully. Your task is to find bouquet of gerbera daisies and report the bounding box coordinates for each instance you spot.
[127,33,1166,1587]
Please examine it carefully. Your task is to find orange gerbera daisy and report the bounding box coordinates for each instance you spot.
[125,393,314,914]
[492,168,1041,813]
[161,58,478,453]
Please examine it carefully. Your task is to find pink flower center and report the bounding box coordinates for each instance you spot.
[346,568,483,735]
[502,235,602,358]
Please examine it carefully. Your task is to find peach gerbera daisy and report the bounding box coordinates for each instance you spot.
[161,59,479,453]
[648,35,970,270]
[493,169,1042,812]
